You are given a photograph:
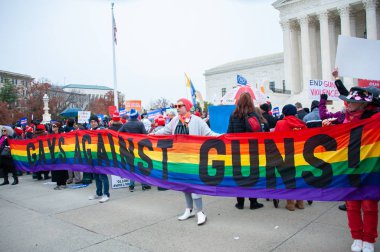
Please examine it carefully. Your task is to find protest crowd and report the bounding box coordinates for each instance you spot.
[1,69,379,252]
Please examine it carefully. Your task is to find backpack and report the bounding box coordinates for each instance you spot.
[245,114,262,132]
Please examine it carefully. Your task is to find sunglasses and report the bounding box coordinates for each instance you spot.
[174,104,185,109]
[1,130,7,132]
[52,125,58,128]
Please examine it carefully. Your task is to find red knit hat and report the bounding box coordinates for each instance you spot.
[154,115,165,126]
[36,124,46,131]
[178,98,193,111]
[25,126,33,133]
[112,111,121,121]
[14,127,23,136]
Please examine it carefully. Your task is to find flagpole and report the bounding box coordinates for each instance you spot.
[111,3,118,109]
[184,73,189,101]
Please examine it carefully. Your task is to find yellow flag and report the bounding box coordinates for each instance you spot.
[184,73,191,88]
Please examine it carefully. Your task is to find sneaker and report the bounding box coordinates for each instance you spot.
[362,242,374,252]
[99,195,109,203]
[60,185,67,189]
[351,239,363,252]
[129,186,134,192]
[53,186,61,190]
[89,195,101,200]
[74,180,82,184]
[197,211,207,225]
[178,208,195,221]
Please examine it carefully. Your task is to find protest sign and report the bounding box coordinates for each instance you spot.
[308,79,340,100]
[335,35,380,80]
[78,111,91,124]
[111,175,130,189]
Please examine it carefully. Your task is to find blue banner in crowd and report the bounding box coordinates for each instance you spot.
[20,117,28,126]
[147,109,162,120]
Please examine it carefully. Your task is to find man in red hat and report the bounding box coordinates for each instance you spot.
[108,111,123,131]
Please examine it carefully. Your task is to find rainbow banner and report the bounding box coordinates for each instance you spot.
[9,114,380,201]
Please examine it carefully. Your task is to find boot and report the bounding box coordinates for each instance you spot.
[250,198,264,210]
[178,208,195,221]
[0,177,9,186]
[295,200,304,209]
[235,197,244,209]
[197,211,207,225]
[285,200,295,211]
[11,177,18,185]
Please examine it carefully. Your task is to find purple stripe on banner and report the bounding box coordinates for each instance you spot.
[23,164,380,201]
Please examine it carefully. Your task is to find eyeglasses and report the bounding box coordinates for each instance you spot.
[1,130,7,132]
[174,104,185,109]
[52,125,58,128]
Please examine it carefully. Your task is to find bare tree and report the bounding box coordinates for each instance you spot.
[149,97,172,109]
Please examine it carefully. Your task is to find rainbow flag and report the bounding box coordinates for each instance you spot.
[9,114,380,201]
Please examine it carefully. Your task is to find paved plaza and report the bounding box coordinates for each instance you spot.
[0,174,379,252]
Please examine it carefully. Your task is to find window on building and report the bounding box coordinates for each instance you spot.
[0,76,3,83]
[269,81,275,92]
[282,80,286,92]
[222,88,226,97]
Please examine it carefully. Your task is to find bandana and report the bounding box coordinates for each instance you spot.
[179,113,191,127]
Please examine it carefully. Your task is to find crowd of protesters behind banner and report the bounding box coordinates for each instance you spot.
[0,69,379,251]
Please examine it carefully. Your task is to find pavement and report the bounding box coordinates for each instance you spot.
[0,174,379,252]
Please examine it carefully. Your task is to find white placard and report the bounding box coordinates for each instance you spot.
[111,175,130,189]
[77,111,91,123]
[335,35,380,80]
[308,79,340,101]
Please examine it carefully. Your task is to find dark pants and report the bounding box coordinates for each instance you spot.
[52,170,69,186]
[1,156,17,182]
[36,171,49,180]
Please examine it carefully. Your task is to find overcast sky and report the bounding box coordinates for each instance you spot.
[0,0,283,108]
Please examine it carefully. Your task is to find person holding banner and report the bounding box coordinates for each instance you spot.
[50,122,68,190]
[88,115,110,203]
[227,92,265,210]
[0,126,18,186]
[274,104,306,211]
[335,86,379,252]
[152,98,219,226]
[119,109,151,192]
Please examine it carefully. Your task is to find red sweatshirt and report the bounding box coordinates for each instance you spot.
[274,115,307,132]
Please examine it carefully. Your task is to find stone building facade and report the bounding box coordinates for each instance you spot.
[205,0,379,109]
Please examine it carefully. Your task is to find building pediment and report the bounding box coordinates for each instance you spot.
[272,0,301,9]
[204,53,284,76]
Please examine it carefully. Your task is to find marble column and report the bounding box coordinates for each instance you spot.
[281,20,295,93]
[339,5,351,36]
[363,0,378,40]
[309,18,318,79]
[290,22,301,94]
[299,15,312,91]
[338,5,354,87]
[319,11,332,81]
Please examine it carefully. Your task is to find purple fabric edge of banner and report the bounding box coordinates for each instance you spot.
[16,164,380,201]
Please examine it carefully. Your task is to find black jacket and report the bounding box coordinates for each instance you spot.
[108,123,122,131]
[119,118,147,134]
[262,112,277,129]
[227,112,262,133]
